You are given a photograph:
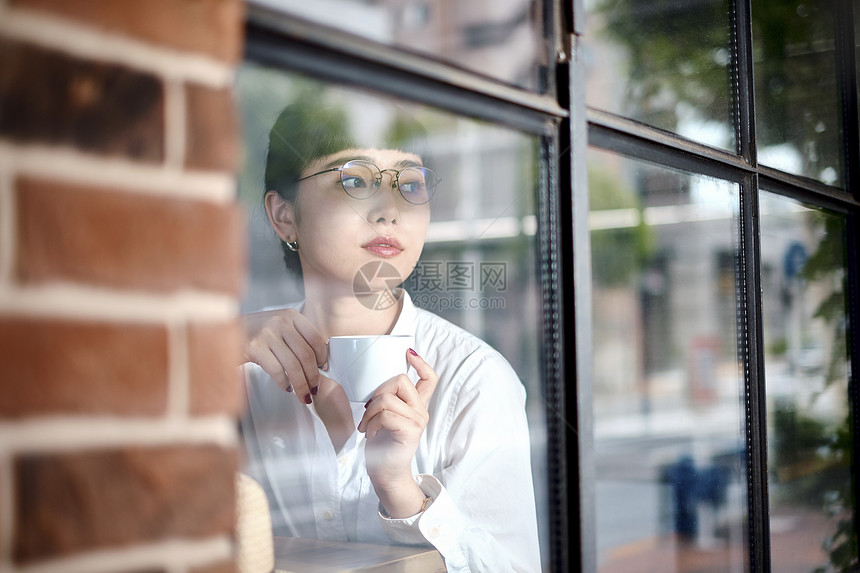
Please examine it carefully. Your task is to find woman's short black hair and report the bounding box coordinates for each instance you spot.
[264,96,432,277]
[264,99,358,277]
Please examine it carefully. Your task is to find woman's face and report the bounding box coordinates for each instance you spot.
[283,148,432,292]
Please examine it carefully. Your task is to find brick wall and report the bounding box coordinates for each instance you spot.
[0,1,246,572]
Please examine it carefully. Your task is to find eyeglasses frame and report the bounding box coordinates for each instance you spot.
[296,159,440,205]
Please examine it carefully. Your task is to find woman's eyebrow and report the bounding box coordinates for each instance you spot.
[321,154,374,169]
[394,159,422,168]
[318,155,422,170]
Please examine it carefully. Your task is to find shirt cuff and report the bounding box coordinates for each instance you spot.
[378,474,467,563]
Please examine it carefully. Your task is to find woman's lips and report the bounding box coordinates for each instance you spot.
[362,237,403,257]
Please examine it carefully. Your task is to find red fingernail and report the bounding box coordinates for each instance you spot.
[408,348,418,356]
[311,385,319,396]
[365,398,372,409]
[286,384,293,393]
[304,393,312,405]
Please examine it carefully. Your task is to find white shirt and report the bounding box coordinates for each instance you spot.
[240,292,542,573]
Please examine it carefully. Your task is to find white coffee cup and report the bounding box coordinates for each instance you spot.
[327,334,415,402]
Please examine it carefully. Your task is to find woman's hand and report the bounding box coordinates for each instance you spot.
[358,349,438,518]
[242,308,328,404]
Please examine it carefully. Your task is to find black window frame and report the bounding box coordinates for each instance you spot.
[244,2,574,571]
[242,0,860,570]
[576,0,860,571]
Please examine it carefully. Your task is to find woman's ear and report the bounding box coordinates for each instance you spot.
[264,190,298,242]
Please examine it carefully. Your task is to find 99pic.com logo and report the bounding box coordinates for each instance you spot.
[405,260,508,312]
[353,261,404,310]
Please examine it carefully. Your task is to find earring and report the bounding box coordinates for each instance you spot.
[285,238,299,252]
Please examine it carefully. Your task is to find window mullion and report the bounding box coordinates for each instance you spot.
[732,0,772,569]
[834,0,859,198]
[846,213,860,562]
[566,20,597,573]
[731,0,757,166]
[836,0,860,558]
[739,172,772,573]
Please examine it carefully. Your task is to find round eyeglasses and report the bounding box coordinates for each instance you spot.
[297,160,440,205]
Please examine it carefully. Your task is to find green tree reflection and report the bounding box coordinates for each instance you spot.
[594,0,843,184]
[797,213,856,572]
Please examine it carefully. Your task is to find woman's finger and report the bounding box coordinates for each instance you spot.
[283,331,323,396]
[246,310,326,404]
[361,408,422,440]
[291,312,328,368]
[252,325,312,403]
[272,344,313,404]
[246,345,292,392]
[406,348,438,407]
[358,390,425,433]
[371,373,421,409]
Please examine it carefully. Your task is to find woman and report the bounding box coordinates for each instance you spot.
[240,102,541,573]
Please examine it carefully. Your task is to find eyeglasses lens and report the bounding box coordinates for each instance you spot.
[340,161,379,199]
[398,168,432,204]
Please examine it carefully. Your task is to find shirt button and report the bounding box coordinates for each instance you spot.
[323,510,334,521]
[428,526,440,539]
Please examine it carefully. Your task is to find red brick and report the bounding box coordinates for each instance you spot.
[0,38,163,161]
[9,0,244,64]
[14,445,237,563]
[185,84,241,172]
[188,321,243,416]
[16,177,246,295]
[0,317,168,417]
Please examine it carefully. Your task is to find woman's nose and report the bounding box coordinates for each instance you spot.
[365,177,400,224]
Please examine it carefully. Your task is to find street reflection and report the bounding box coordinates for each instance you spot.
[589,148,857,573]
[255,0,546,92]
[589,147,747,573]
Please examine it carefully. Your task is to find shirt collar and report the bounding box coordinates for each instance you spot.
[389,289,416,336]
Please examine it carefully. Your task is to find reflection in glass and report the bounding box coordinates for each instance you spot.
[759,192,857,571]
[584,0,735,151]
[752,1,844,187]
[254,0,547,92]
[589,147,747,572]
[236,63,547,570]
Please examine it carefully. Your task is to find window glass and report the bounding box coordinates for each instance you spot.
[252,0,547,92]
[588,147,747,572]
[752,1,844,187]
[759,192,857,571]
[583,0,735,152]
[236,62,548,571]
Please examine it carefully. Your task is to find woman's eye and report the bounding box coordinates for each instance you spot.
[342,176,368,189]
[399,180,426,196]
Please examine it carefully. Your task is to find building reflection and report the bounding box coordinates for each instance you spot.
[255,0,546,91]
